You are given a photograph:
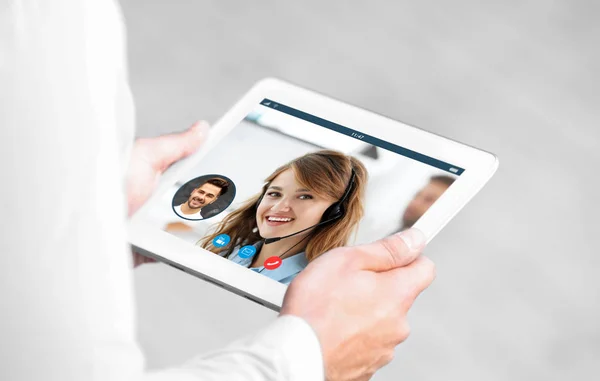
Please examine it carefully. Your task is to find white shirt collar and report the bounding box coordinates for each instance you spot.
[175,204,203,220]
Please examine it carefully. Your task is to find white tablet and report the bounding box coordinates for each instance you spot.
[128,78,498,311]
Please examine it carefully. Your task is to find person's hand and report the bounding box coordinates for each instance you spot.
[126,121,209,266]
[280,228,434,381]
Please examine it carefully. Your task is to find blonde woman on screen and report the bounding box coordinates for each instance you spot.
[197,150,368,284]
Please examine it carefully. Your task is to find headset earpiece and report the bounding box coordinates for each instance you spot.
[321,203,343,222]
[319,168,356,223]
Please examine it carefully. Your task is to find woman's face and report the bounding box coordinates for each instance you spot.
[256,169,336,239]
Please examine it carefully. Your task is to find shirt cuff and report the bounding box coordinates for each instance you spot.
[262,315,324,381]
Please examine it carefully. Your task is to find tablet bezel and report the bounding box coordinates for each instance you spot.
[128,78,499,311]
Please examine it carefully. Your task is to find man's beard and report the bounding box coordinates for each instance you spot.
[187,197,204,209]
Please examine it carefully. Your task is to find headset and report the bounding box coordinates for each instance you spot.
[257,168,357,245]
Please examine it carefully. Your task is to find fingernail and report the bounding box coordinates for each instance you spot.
[398,228,426,251]
[191,121,210,134]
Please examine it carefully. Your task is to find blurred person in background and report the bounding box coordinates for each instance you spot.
[400,175,456,230]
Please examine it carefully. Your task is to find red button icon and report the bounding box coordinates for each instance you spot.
[263,256,282,270]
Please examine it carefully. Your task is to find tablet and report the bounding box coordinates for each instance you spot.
[128,78,498,311]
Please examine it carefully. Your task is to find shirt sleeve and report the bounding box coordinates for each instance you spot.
[147,316,324,381]
[0,1,323,381]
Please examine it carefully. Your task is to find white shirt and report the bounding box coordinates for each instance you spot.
[175,204,204,220]
[0,1,324,381]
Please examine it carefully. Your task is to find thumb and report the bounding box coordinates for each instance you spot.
[353,228,426,272]
[383,255,436,311]
[148,121,209,172]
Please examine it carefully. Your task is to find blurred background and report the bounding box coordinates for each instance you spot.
[122,1,599,380]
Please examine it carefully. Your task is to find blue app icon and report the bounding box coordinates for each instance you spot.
[239,245,257,259]
[213,234,231,248]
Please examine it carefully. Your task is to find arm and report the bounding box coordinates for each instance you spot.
[146,316,322,381]
[0,1,323,380]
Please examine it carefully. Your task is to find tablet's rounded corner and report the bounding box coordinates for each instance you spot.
[252,77,286,92]
[486,151,500,176]
[477,149,499,177]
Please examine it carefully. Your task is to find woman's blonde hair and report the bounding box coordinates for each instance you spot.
[197,150,368,262]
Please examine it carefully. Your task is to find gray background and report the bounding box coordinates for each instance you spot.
[122,1,599,380]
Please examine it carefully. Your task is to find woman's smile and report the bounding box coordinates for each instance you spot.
[265,214,295,227]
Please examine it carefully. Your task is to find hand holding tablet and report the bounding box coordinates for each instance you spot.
[281,228,433,380]
[128,78,498,310]
[125,121,210,267]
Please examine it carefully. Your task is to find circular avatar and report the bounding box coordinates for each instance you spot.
[172,175,236,221]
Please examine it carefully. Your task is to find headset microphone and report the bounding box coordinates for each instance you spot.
[262,169,356,245]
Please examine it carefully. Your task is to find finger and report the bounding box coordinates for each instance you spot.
[352,228,426,272]
[149,121,209,172]
[133,252,157,268]
[383,255,436,309]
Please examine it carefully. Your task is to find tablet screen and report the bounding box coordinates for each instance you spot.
[145,99,463,285]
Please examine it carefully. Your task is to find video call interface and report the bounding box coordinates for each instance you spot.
[146,99,464,285]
